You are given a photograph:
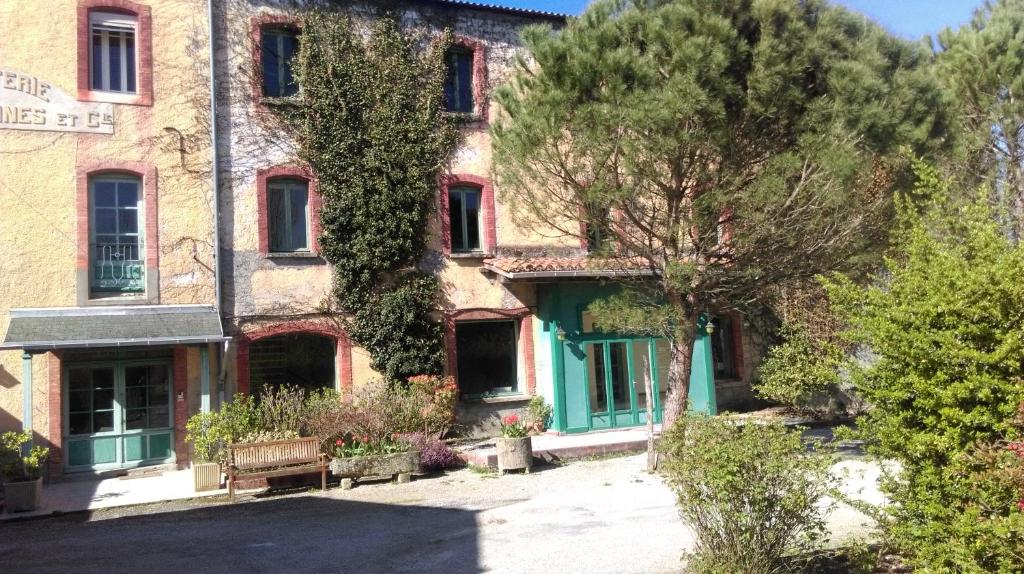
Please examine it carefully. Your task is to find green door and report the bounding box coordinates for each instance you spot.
[584,339,662,431]
[65,361,174,472]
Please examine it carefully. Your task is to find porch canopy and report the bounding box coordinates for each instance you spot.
[0,304,227,351]
[482,256,657,281]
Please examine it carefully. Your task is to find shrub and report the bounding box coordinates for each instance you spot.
[0,431,49,481]
[405,432,464,472]
[185,393,261,465]
[256,385,307,436]
[754,323,845,413]
[660,416,835,574]
[407,374,458,437]
[824,180,1024,571]
[526,395,553,432]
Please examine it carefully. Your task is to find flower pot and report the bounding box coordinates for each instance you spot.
[192,462,222,492]
[330,450,421,481]
[496,436,533,474]
[3,477,42,513]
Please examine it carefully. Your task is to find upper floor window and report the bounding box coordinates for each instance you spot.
[90,12,137,94]
[268,178,310,253]
[262,26,299,98]
[585,206,612,252]
[444,48,474,113]
[448,185,481,252]
[90,175,144,295]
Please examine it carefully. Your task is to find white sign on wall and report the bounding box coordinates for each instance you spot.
[0,68,114,134]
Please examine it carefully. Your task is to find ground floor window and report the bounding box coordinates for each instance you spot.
[710,315,739,379]
[249,333,336,396]
[455,320,518,397]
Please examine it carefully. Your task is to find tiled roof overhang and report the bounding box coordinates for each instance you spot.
[415,0,569,21]
[1,305,227,351]
[483,257,657,280]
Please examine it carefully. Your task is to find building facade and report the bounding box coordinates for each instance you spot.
[0,0,764,478]
[0,0,223,476]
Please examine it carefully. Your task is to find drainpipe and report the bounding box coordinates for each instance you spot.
[208,0,229,407]
[21,352,33,450]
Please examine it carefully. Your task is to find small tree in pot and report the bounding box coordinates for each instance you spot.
[1,431,49,513]
[496,414,532,474]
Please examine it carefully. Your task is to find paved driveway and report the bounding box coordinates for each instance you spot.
[0,454,877,574]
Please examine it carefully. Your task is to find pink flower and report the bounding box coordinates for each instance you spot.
[335,439,343,446]
[503,414,520,425]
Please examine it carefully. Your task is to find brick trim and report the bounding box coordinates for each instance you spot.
[77,0,154,106]
[451,35,489,124]
[173,346,188,468]
[236,320,353,396]
[75,161,159,295]
[445,308,536,396]
[47,351,64,477]
[439,174,496,255]
[250,14,300,107]
[255,165,321,257]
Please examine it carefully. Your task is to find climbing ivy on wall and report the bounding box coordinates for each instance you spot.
[287,11,458,380]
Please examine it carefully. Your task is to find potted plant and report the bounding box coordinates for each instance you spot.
[496,413,532,474]
[329,434,421,488]
[185,411,226,492]
[526,396,553,434]
[1,431,49,513]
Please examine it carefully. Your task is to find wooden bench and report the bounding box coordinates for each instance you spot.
[227,437,328,501]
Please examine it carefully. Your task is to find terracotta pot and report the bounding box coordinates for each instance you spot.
[496,436,533,473]
[3,476,42,513]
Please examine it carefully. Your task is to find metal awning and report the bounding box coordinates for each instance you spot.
[0,304,227,351]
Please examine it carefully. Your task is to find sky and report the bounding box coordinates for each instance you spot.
[487,0,984,40]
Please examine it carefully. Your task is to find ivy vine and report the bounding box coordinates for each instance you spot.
[287,11,458,380]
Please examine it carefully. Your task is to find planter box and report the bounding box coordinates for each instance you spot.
[330,450,421,481]
[192,462,221,492]
[3,477,42,513]
[496,436,533,474]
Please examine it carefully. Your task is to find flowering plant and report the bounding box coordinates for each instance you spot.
[499,413,528,438]
[331,433,410,459]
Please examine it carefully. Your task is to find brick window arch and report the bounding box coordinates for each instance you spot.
[256,165,322,257]
[439,174,496,255]
[445,36,489,122]
[235,321,354,396]
[77,0,153,106]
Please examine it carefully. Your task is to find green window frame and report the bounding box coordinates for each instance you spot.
[267,178,310,253]
[448,185,482,252]
[90,175,145,295]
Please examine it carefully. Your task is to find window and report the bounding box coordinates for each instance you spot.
[710,316,739,379]
[444,48,474,113]
[267,178,310,252]
[448,185,482,252]
[90,11,137,93]
[90,175,144,295]
[250,334,336,397]
[456,321,519,396]
[262,26,299,98]
[585,205,612,252]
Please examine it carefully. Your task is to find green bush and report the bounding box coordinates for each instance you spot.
[526,395,553,432]
[754,324,844,413]
[0,431,49,481]
[824,175,1024,571]
[660,416,835,574]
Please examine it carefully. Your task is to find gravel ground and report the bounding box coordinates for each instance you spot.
[0,453,880,574]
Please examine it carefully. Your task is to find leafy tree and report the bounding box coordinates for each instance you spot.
[290,12,458,380]
[824,164,1024,571]
[492,0,950,423]
[938,0,1024,237]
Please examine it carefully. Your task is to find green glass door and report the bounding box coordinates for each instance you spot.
[585,339,662,430]
[65,361,174,471]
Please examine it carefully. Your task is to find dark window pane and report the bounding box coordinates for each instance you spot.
[448,191,464,250]
[289,186,309,250]
[117,182,139,206]
[69,368,92,391]
[455,321,518,396]
[126,33,136,93]
[464,190,480,251]
[94,181,116,206]
[262,31,280,97]
[125,366,148,387]
[93,368,114,389]
[710,316,737,379]
[125,408,147,430]
[126,386,147,409]
[95,209,117,234]
[456,52,473,112]
[93,410,114,433]
[109,34,122,92]
[149,384,169,407]
[94,388,114,411]
[69,390,92,412]
[69,413,91,436]
[118,209,138,234]
[268,187,287,251]
[281,32,298,97]
[92,31,103,89]
[149,406,169,429]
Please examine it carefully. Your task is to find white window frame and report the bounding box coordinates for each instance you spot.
[89,11,138,94]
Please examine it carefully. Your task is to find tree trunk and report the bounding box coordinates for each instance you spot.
[662,306,699,429]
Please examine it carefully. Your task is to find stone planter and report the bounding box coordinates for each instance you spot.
[496,436,533,474]
[330,450,421,489]
[192,462,222,492]
[3,477,42,513]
